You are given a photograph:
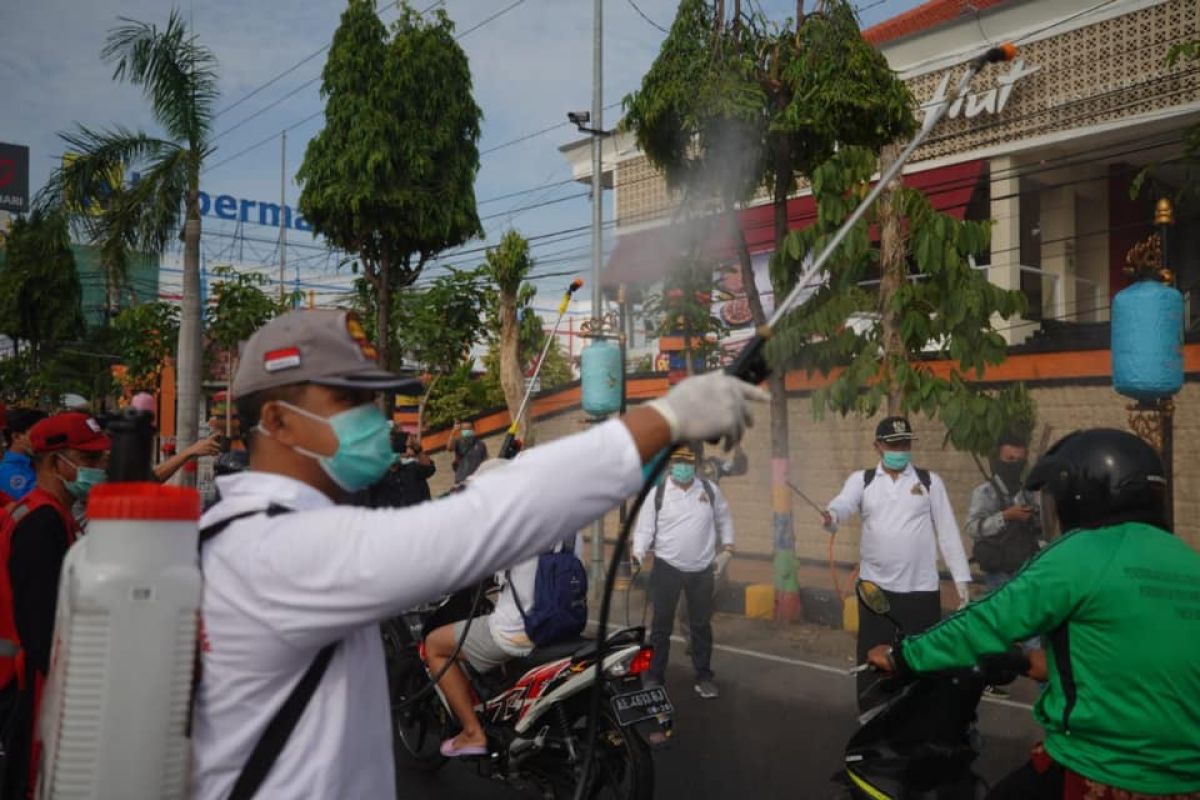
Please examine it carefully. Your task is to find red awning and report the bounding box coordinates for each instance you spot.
[603,158,984,287]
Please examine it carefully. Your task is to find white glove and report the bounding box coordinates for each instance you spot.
[713,549,733,578]
[955,582,971,609]
[647,371,770,449]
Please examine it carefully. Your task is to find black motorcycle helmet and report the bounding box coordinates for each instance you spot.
[1024,428,1168,536]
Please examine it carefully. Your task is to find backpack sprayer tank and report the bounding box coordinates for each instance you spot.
[36,410,201,799]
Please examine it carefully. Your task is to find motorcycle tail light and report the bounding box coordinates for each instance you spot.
[628,647,653,676]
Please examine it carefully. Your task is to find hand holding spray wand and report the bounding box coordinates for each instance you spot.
[498,278,585,459]
[573,42,1020,800]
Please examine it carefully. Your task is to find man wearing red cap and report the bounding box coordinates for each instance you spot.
[0,412,109,799]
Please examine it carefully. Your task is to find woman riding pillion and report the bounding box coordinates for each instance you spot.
[867,428,1200,799]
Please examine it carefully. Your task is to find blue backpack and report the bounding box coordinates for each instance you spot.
[507,537,588,647]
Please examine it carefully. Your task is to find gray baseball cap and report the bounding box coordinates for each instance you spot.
[232,308,422,397]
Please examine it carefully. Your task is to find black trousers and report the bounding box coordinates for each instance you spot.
[649,560,714,683]
[856,587,941,711]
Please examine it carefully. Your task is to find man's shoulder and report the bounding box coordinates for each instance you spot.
[10,503,69,547]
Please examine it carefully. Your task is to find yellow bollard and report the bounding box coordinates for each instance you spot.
[744,584,775,620]
[842,595,858,633]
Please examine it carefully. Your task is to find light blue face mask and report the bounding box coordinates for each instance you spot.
[58,455,106,502]
[881,450,912,471]
[671,463,696,484]
[271,402,394,491]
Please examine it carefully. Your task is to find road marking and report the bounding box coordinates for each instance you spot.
[589,619,1033,711]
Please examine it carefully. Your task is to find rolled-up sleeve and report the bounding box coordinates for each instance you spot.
[249,419,645,648]
[965,484,1005,541]
[930,475,972,584]
[826,472,864,527]
[632,492,656,562]
[711,483,735,547]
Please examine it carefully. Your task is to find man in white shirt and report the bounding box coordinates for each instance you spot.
[191,309,766,800]
[820,417,972,709]
[632,445,735,700]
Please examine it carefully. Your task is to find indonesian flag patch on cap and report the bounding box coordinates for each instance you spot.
[264,346,302,373]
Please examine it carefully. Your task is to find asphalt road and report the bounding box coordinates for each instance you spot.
[394,636,1042,799]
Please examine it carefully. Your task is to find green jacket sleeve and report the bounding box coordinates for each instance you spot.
[900,532,1110,673]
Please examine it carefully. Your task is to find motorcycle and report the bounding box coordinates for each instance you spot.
[835,580,1029,800]
[382,586,671,799]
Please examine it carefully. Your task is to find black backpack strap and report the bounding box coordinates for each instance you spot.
[194,504,340,798]
[915,468,932,492]
[650,479,667,551]
[198,504,292,547]
[227,642,338,800]
[506,569,529,625]
[863,468,875,488]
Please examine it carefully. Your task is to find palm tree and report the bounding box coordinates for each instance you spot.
[42,9,216,483]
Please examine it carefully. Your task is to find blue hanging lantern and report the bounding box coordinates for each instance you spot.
[581,338,623,417]
[1112,278,1184,401]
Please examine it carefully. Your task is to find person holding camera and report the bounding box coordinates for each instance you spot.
[355,431,436,509]
[966,432,1042,593]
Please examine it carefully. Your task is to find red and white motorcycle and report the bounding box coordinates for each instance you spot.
[382,587,670,799]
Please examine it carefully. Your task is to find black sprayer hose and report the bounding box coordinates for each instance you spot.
[573,455,668,799]
[390,580,489,711]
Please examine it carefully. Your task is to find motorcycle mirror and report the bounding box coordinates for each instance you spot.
[856,580,891,616]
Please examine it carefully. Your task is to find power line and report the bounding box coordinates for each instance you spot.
[212,0,445,121]
[456,0,528,39]
[626,0,668,33]
[203,0,526,171]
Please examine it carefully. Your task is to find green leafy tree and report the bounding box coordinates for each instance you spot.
[771,146,1034,464]
[206,265,291,396]
[479,337,574,414]
[623,0,914,610]
[394,268,490,433]
[0,210,86,368]
[298,0,483,370]
[422,363,489,431]
[40,10,220,476]
[110,301,180,391]
[480,231,534,435]
[642,252,727,374]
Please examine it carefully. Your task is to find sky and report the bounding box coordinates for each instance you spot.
[0,0,926,319]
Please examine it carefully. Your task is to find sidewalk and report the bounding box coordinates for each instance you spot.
[613,551,971,629]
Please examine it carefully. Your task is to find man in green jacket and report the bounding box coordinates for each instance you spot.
[868,428,1200,798]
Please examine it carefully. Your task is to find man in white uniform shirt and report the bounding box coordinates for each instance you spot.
[633,445,735,700]
[191,309,766,799]
[821,417,972,709]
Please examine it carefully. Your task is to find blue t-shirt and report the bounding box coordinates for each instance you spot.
[0,451,35,502]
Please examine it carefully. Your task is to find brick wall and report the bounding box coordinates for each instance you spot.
[427,380,1199,563]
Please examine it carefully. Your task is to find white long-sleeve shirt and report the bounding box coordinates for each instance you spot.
[632,478,734,572]
[825,463,971,593]
[191,419,642,800]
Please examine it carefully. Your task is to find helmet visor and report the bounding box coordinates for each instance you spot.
[1040,491,1062,541]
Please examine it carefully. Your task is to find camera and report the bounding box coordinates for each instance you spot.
[567,110,590,126]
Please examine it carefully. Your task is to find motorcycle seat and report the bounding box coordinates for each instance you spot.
[504,636,592,677]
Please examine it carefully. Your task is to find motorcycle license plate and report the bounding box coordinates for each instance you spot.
[611,686,673,727]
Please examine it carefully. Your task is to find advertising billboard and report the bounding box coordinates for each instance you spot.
[0,143,30,214]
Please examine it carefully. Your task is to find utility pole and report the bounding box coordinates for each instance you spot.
[279,130,287,303]
[590,0,605,591]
